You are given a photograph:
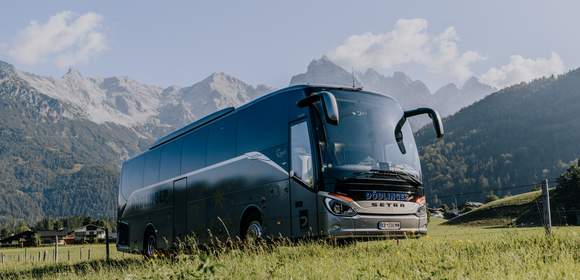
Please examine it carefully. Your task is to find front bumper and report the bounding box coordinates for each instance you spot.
[323,213,427,239]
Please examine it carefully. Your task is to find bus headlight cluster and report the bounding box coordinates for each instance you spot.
[324,198,357,216]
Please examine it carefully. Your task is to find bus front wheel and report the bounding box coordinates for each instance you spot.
[242,213,263,242]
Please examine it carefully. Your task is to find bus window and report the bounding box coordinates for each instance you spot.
[237,95,288,169]
[143,149,161,187]
[207,118,236,165]
[123,155,144,198]
[181,128,207,174]
[160,139,182,181]
[291,121,313,187]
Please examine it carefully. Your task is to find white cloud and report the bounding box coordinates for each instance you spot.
[327,18,484,82]
[7,11,108,68]
[480,52,565,88]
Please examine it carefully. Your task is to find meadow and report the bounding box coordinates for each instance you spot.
[0,219,578,279]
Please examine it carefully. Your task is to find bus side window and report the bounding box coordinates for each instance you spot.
[291,121,313,187]
[207,118,236,165]
[160,139,182,181]
[143,149,161,187]
[123,155,144,198]
[181,128,207,174]
[237,94,288,170]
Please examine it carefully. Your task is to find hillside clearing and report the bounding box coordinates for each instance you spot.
[445,191,543,226]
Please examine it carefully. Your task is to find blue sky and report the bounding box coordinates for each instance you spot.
[1,0,579,90]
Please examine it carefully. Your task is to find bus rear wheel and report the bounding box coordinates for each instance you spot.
[143,231,157,258]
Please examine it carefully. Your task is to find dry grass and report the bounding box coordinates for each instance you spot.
[1,220,579,280]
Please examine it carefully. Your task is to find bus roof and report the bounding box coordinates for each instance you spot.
[147,84,387,151]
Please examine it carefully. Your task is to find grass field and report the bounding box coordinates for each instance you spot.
[1,220,579,279]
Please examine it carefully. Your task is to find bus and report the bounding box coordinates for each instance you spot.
[116,84,444,256]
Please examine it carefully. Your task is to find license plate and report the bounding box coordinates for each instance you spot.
[365,191,408,201]
[378,221,401,230]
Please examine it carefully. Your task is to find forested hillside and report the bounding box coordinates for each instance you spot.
[0,61,149,224]
[417,68,580,204]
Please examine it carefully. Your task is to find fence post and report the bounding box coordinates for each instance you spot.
[24,248,27,262]
[80,247,82,260]
[105,227,110,262]
[54,234,58,261]
[88,248,91,260]
[542,179,552,236]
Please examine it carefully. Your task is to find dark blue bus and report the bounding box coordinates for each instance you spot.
[116,84,443,256]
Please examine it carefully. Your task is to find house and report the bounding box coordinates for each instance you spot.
[36,230,67,245]
[63,233,76,245]
[0,230,36,247]
[73,224,106,243]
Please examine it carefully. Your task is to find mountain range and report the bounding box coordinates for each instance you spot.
[0,57,495,224]
[290,56,495,119]
[416,69,580,204]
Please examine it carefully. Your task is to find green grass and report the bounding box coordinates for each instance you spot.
[1,221,579,279]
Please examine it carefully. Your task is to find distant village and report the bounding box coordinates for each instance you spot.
[0,217,116,247]
[0,224,115,247]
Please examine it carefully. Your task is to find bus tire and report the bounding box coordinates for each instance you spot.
[143,229,157,258]
[242,212,263,242]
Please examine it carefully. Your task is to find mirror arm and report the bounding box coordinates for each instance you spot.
[394,117,408,154]
[394,107,444,154]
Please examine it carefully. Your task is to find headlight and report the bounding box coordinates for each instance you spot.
[324,197,357,216]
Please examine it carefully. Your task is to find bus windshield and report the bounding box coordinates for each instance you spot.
[322,90,421,179]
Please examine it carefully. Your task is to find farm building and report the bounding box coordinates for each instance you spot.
[0,230,36,247]
[36,230,67,245]
[73,224,106,243]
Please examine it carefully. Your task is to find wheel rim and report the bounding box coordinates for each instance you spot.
[146,235,156,257]
[246,221,263,241]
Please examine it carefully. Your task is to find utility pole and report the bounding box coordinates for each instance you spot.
[542,179,552,236]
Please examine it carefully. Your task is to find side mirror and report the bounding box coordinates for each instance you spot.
[297,91,339,125]
[394,107,444,154]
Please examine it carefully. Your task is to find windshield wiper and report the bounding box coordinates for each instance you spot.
[353,169,422,186]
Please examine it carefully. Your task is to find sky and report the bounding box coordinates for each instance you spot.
[1,0,579,91]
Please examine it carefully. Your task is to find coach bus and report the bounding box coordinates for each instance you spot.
[116,84,444,256]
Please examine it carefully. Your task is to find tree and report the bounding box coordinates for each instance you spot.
[557,160,580,192]
[15,222,30,233]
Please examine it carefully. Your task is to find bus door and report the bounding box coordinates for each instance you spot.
[289,120,318,237]
[173,177,188,243]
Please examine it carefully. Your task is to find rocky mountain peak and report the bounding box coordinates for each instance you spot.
[0,60,15,73]
[462,76,495,92]
[392,71,412,85]
[290,56,358,86]
[63,68,83,80]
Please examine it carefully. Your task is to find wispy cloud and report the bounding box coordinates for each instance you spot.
[480,52,565,88]
[7,11,108,68]
[327,18,484,83]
